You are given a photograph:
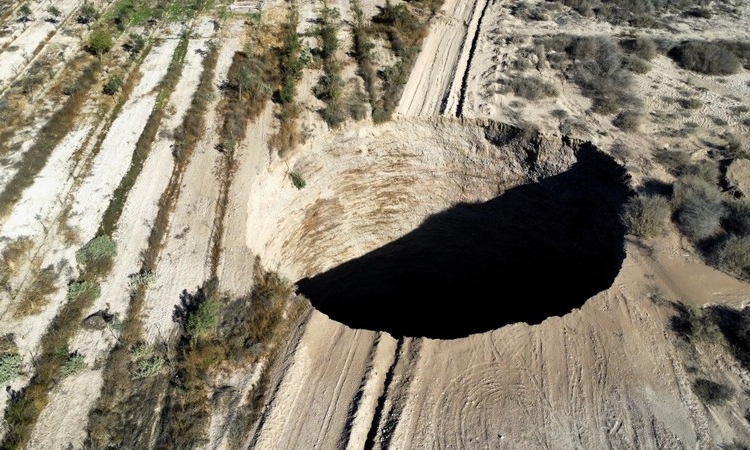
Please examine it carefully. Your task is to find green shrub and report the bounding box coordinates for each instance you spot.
[88,29,114,57]
[621,194,670,237]
[61,351,86,377]
[17,3,32,22]
[76,235,116,278]
[0,353,23,385]
[692,378,734,406]
[127,271,156,292]
[78,1,99,24]
[67,281,101,303]
[313,72,344,102]
[130,344,164,379]
[103,75,124,95]
[186,299,219,340]
[125,33,145,56]
[668,41,741,75]
[320,102,346,128]
[289,171,306,189]
[47,6,61,18]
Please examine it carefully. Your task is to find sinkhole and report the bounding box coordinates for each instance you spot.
[248,119,630,339]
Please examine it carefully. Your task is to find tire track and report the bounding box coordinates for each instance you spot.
[367,337,422,450]
[452,0,491,117]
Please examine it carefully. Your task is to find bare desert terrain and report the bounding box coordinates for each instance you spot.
[0,0,749,447]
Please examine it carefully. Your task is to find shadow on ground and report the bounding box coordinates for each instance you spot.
[297,146,630,339]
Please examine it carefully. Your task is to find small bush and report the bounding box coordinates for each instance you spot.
[655,149,690,176]
[17,3,32,22]
[127,271,156,292]
[671,304,722,341]
[621,194,670,237]
[625,55,651,73]
[723,199,750,237]
[15,265,58,317]
[622,36,657,61]
[76,236,116,278]
[61,351,86,377]
[124,33,145,56]
[508,76,558,100]
[78,1,99,24]
[88,29,114,57]
[289,172,306,189]
[568,36,640,114]
[186,299,219,340]
[103,75,124,95]
[320,102,346,128]
[681,160,720,185]
[612,110,641,131]
[0,353,23,385]
[47,6,61,18]
[680,97,702,109]
[683,7,712,18]
[673,177,725,242]
[712,235,750,279]
[668,41,741,75]
[692,378,734,406]
[67,281,101,303]
[130,344,164,379]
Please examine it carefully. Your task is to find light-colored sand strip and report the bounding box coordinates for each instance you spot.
[142,22,244,342]
[344,333,398,450]
[0,126,90,242]
[216,103,273,297]
[67,38,180,239]
[251,311,378,449]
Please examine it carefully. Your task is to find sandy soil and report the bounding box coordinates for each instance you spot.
[25,29,215,450]
[461,0,750,160]
[396,0,488,117]
[251,231,750,450]
[3,0,750,446]
[141,20,244,343]
[0,125,90,242]
[0,38,178,350]
[0,0,81,89]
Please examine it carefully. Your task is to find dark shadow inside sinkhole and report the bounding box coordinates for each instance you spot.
[296,146,630,339]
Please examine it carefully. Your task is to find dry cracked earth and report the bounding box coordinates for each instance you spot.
[0,0,750,448]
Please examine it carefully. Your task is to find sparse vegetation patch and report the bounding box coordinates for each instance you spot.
[668,41,741,75]
[621,194,670,238]
[692,378,734,406]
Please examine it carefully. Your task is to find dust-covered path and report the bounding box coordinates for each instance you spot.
[395,0,490,117]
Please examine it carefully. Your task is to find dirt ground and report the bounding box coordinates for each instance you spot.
[1,0,750,447]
